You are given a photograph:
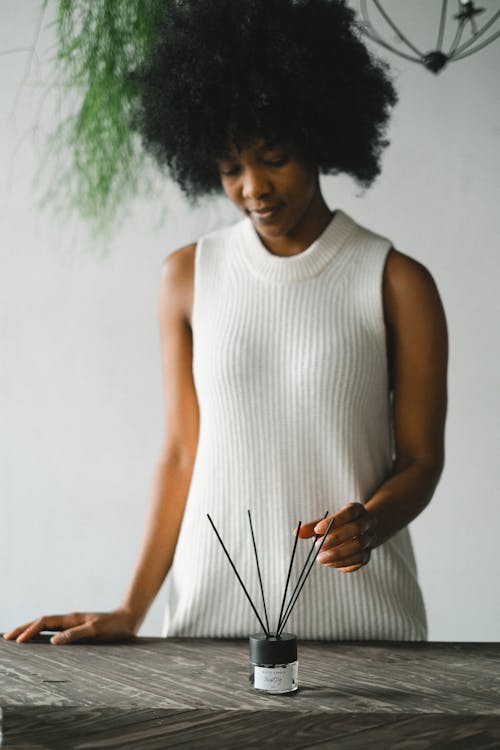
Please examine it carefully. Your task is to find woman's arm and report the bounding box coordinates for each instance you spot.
[119,243,199,630]
[297,248,448,571]
[359,248,448,543]
[4,243,200,643]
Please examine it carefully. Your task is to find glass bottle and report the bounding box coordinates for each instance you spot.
[249,632,298,694]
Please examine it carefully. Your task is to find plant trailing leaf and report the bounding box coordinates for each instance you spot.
[39,0,168,240]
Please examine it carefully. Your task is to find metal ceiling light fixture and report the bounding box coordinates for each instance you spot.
[358,0,500,73]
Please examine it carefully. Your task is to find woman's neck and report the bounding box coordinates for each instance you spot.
[256,189,333,258]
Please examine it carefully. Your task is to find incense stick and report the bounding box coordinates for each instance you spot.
[208,509,335,641]
[207,513,269,636]
[276,511,329,633]
[277,515,335,637]
[275,521,302,637]
[277,515,335,638]
[247,509,270,636]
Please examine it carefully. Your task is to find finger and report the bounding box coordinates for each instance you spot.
[322,549,371,570]
[316,517,375,551]
[14,614,78,644]
[313,502,365,535]
[3,621,41,640]
[317,534,375,564]
[338,563,365,573]
[294,516,328,539]
[51,622,97,645]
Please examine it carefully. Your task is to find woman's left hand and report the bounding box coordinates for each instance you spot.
[294,502,378,572]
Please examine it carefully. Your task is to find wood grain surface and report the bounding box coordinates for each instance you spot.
[1,636,499,748]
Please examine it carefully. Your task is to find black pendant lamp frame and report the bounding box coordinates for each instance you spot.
[358,0,500,73]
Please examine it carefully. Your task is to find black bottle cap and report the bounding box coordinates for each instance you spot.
[249,632,298,664]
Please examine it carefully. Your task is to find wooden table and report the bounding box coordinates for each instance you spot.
[1,635,499,749]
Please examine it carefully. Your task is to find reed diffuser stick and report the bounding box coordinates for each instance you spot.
[277,511,328,633]
[275,521,302,636]
[207,513,269,636]
[277,516,335,638]
[247,509,270,636]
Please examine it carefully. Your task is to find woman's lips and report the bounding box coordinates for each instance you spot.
[249,204,284,223]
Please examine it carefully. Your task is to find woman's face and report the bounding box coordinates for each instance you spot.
[217,138,323,246]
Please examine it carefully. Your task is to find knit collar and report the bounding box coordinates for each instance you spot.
[237,208,357,283]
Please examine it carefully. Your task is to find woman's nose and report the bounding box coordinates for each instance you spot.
[241,168,273,200]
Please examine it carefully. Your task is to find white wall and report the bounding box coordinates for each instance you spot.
[1,1,499,641]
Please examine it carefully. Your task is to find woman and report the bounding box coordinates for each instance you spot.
[4,0,447,645]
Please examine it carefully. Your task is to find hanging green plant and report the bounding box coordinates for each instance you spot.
[38,0,168,241]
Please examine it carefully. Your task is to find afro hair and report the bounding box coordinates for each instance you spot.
[133,0,398,199]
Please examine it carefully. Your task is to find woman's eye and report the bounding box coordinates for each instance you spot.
[265,156,288,167]
[219,164,240,177]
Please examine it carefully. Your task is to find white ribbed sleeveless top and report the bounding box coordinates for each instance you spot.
[162,209,427,640]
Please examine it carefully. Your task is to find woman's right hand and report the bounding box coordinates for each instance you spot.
[2,608,138,645]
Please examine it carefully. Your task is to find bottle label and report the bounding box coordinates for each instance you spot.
[254,662,298,692]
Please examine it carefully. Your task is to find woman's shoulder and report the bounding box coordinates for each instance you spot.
[162,241,197,283]
[162,218,243,267]
[161,218,245,281]
[160,242,197,328]
[159,218,243,327]
[383,247,446,340]
[384,247,439,298]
